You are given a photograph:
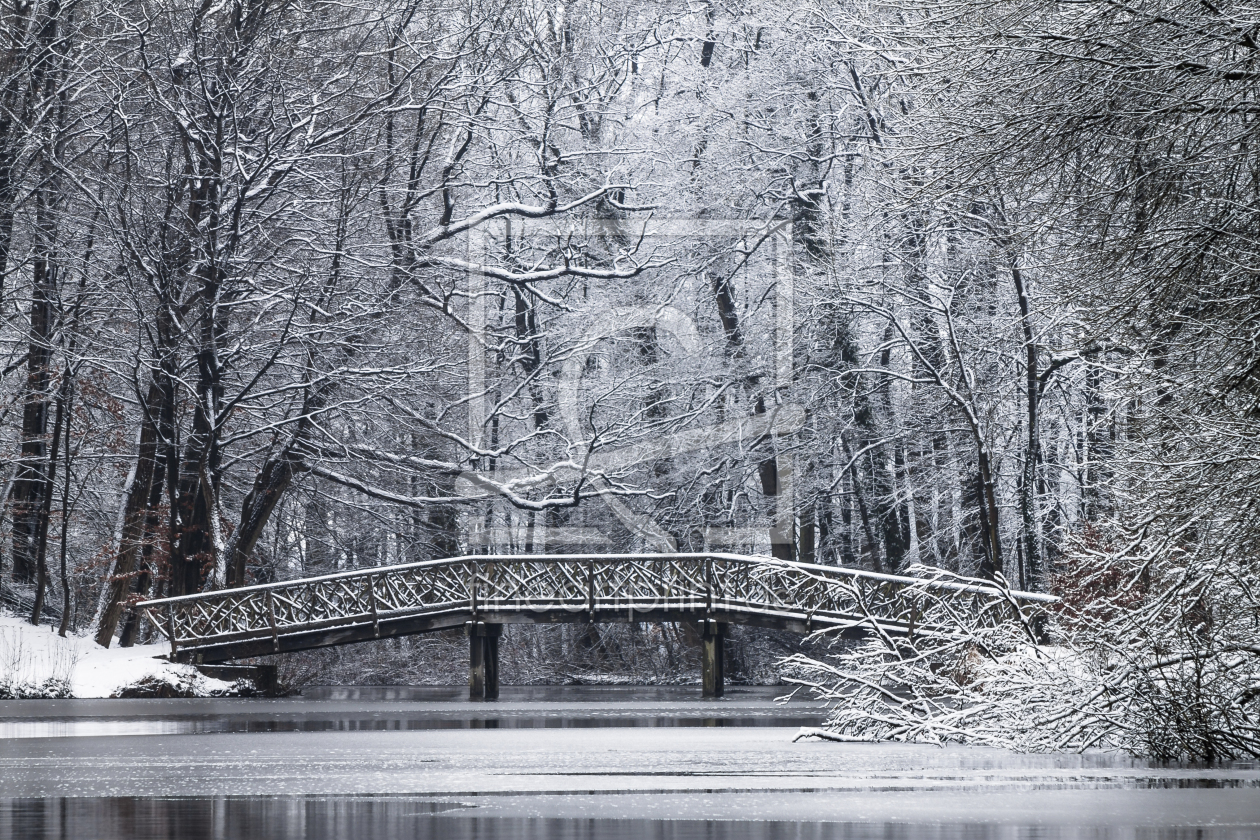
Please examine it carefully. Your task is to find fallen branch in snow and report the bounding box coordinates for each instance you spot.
[792,727,881,743]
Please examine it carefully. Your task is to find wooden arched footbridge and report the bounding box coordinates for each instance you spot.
[137,553,1054,698]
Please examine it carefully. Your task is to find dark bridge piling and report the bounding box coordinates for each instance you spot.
[467,621,501,700]
[701,620,727,698]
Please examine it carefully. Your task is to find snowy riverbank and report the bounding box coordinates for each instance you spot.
[0,615,235,698]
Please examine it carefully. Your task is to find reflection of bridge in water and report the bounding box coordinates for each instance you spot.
[138,553,1055,699]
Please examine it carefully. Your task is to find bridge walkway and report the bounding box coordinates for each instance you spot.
[137,553,1055,698]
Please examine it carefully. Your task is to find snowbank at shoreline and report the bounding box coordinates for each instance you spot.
[0,615,234,698]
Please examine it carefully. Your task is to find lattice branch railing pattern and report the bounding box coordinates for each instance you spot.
[137,553,1056,659]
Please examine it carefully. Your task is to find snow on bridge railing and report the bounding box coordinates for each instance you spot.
[136,553,1056,658]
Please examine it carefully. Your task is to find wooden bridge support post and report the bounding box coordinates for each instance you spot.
[467,621,502,700]
[701,620,727,698]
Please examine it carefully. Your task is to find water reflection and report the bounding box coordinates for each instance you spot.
[0,685,822,739]
[299,685,806,702]
[2,796,1249,840]
[0,713,819,738]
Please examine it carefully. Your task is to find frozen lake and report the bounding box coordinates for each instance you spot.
[1,686,1258,838]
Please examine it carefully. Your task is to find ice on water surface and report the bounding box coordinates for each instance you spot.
[1,687,1258,838]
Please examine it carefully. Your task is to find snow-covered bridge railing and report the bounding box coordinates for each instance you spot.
[138,553,1055,692]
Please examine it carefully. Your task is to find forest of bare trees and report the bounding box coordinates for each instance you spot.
[0,0,1255,757]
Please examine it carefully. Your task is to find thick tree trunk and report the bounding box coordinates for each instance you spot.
[171,468,215,597]
[56,372,72,636]
[28,370,66,624]
[0,0,41,308]
[798,505,816,565]
[230,448,305,587]
[10,0,72,587]
[10,256,54,582]
[170,268,228,595]
[94,382,165,646]
[11,217,61,586]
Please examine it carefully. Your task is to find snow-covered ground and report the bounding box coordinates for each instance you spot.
[0,615,233,698]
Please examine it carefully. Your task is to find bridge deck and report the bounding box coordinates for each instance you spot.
[137,554,1055,664]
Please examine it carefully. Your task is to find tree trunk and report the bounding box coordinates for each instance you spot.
[975,446,1003,580]
[10,256,55,583]
[29,368,66,624]
[872,332,909,572]
[56,366,73,636]
[170,271,228,595]
[94,382,166,646]
[229,446,305,587]
[1012,262,1042,589]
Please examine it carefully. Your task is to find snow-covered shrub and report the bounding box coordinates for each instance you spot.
[789,558,1260,760]
[786,565,1060,748]
[1051,527,1260,761]
[0,625,81,699]
[109,672,249,698]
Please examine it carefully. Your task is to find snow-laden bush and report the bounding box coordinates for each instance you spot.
[788,559,1260,761]
[0,625,80,699]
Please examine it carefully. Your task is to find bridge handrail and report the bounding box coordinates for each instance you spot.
[137,552,1058,660]
[137,552,1056,609]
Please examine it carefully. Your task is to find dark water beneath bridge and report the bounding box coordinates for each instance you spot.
[2,686,1258,839]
